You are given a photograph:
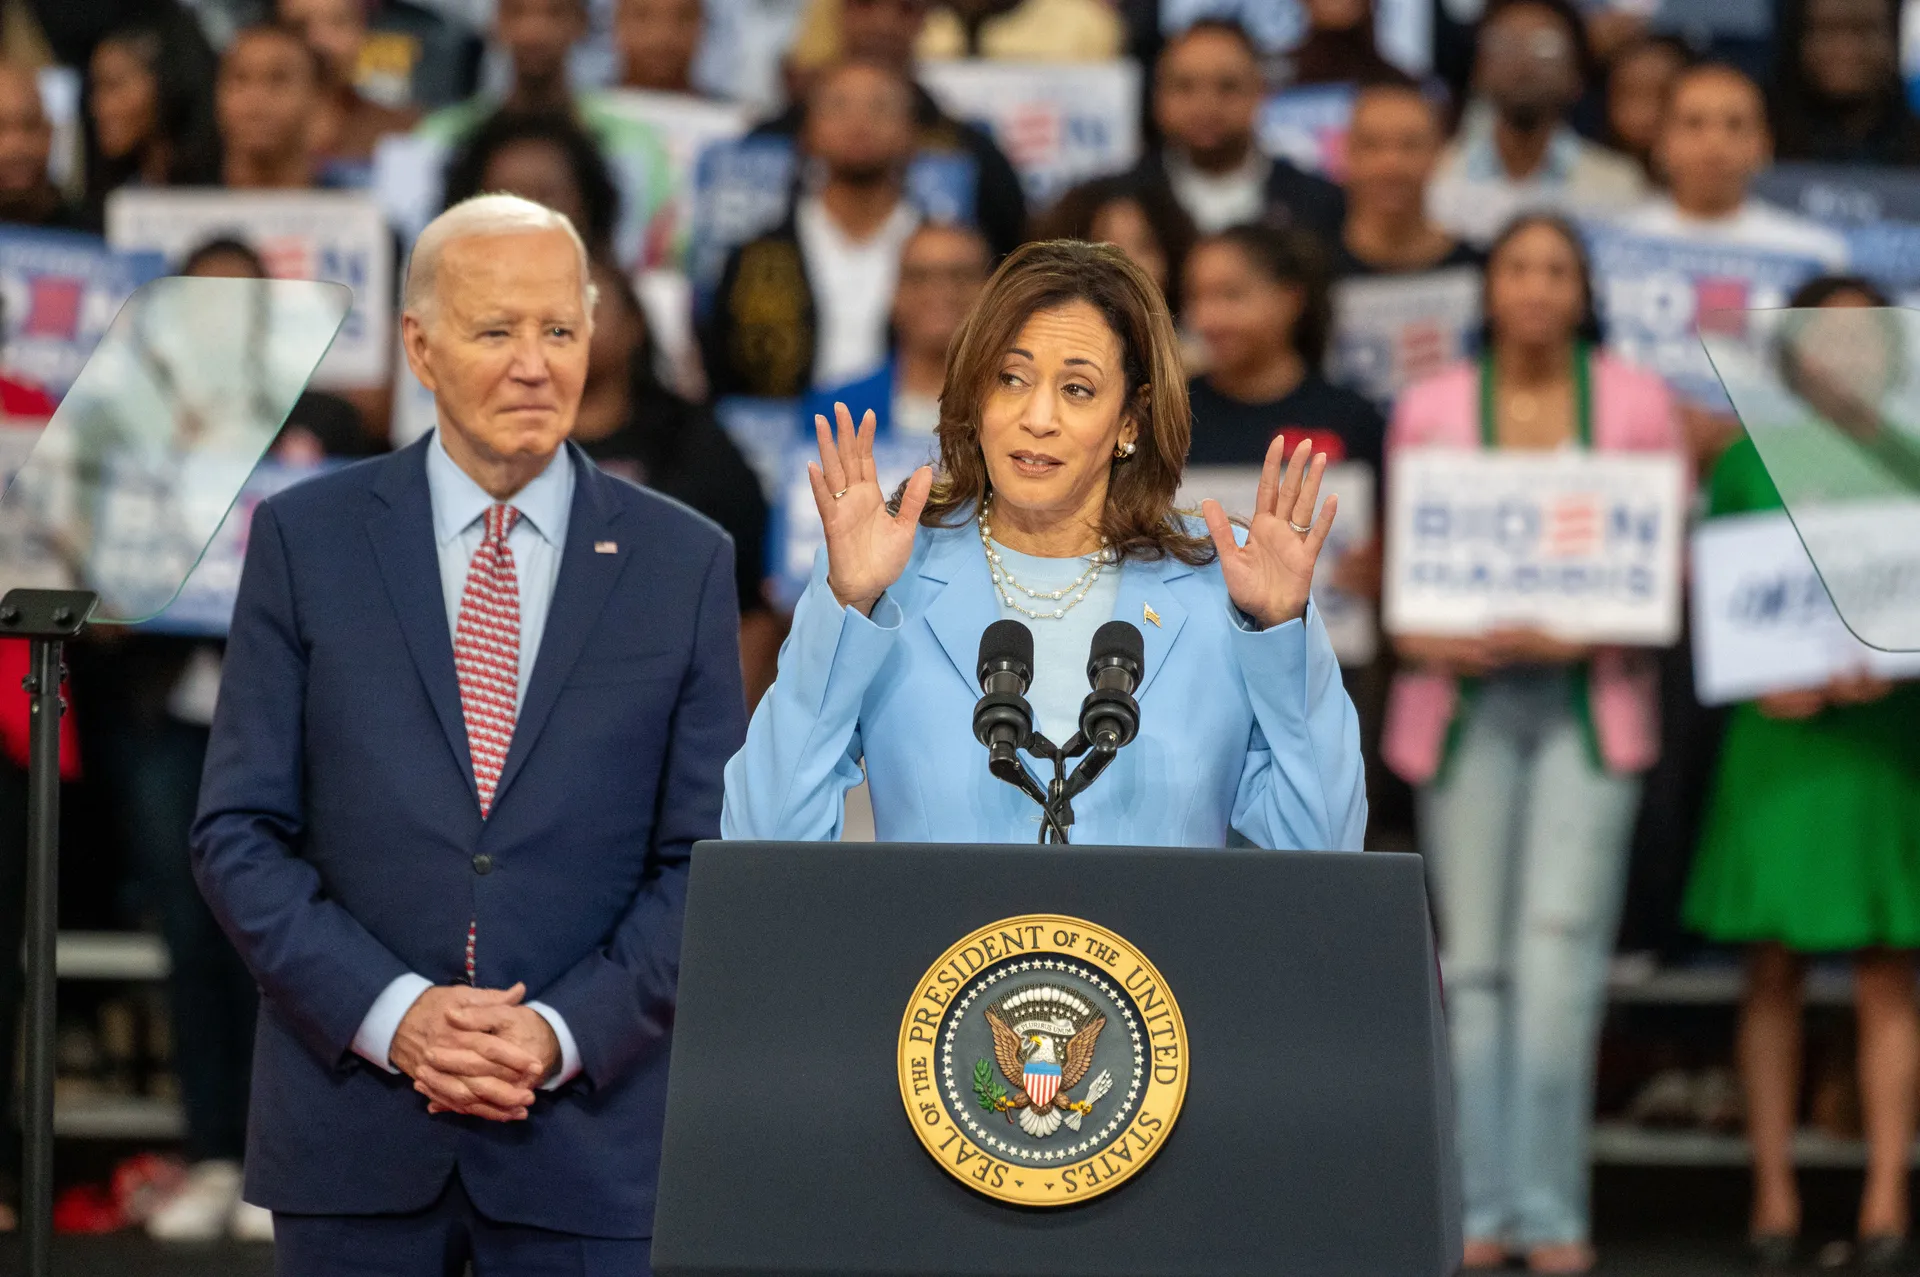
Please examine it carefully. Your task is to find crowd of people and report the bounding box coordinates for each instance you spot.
[0,0,1913,1269]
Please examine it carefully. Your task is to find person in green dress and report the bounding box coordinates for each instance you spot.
[1684,276,1920,1273]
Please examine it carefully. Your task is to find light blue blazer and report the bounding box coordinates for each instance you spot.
[720,517,1367,849]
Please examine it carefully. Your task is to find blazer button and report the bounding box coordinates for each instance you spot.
[472,854,494,876]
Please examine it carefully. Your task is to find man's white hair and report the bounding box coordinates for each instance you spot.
[403,193,598,321]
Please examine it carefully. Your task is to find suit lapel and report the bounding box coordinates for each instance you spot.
[917,524,999,697]
[489,446,626,809]
[366,439,476,804]
[1111,556,1192,703]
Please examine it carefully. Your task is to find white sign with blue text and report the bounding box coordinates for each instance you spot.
[105,189,395,391]
[1584,223,1827,408]
[1692,510,1920,704]
[1385,447,1687,644]
[919,60,1141,209]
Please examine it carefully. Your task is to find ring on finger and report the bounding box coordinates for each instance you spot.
[1288,518,1312,535]
[832,488,850,500]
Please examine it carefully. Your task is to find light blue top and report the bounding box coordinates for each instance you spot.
[721,514,1368,848]
[988,540,1120,745]
[350,430,583,1088]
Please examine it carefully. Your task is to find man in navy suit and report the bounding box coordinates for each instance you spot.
[192,192,745,1274]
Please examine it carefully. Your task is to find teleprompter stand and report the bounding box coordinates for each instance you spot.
[0,588,96,1277]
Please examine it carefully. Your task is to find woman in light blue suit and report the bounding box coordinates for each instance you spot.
[721,240,1366,848]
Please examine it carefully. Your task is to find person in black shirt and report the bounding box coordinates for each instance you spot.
[574,257,780,703]
[1183,223,1383,473]
[1330,83,1482,279]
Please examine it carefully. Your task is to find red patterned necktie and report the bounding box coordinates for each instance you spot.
[453,503,520,982]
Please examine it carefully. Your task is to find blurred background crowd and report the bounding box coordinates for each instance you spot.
[0,0,1915,1269]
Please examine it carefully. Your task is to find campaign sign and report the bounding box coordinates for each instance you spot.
[1692,509,1920,704]
[0,227,165,399]
[1327,267,1481,409]
[1584,223,1828,407]
[596,90,751,270]
[919,60,1141,208]
[1752,164,1920,287]
[1177,462,1378,665]
[1384,447,1687,644]
[106,189,395,391]
[768,434,937,608]
[140,461,341,635]
[1257,84,1356,181]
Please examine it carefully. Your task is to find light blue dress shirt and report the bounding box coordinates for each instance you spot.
[350,430,583,1089]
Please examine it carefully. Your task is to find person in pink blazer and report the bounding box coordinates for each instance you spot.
[1382,214,1683,1274]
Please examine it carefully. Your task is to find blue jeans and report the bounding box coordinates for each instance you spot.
[1419,670,1640,1248]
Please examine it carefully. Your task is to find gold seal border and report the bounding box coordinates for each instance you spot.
[896,913,1189,1208]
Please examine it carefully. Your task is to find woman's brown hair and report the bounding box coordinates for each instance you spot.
[916,239,1215,566]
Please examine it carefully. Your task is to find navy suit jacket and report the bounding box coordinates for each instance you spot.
[190,436,745,1237]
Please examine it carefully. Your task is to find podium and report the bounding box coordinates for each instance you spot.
[653,841,1460,1277]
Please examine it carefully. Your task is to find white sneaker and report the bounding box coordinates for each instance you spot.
[145,1159,242,1242]
[229,1198,275,1243]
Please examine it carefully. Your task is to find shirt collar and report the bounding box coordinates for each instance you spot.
[425,428,575,550]
[1459,109,1584,184]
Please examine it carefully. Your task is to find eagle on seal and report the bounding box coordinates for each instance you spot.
[983,986,1108,1138]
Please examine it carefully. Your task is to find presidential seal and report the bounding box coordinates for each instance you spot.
[897,914,1188,1207]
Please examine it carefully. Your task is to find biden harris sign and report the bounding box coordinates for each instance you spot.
[1384,448,1687,645]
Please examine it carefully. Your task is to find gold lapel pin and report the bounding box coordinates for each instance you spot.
[1143,603,1161,628]
[594,541,618,554]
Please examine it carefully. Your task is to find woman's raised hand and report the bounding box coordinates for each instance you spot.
[1200,435,1337,630]
[807,401,933,616]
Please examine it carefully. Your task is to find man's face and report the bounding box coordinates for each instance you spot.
[404,229,591,471]
[217,31,321,163]
[1343,89,1440,219]
[804,64,916,183]
[497,0,587,85]
[839,0,929,68]
[278,0,365,85]
[0,70,51,196]
[1658,70,1767,213]
[1475,4,1580,123]
[1153,29,1262,166]
[1803,0,1895,100]
[615,0,702,89]
[891,226,989,358]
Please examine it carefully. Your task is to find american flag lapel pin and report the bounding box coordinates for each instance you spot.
[1143,603,1161,627]
[594,541,618,554]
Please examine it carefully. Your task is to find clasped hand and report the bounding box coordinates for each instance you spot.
[390,982,560,1123]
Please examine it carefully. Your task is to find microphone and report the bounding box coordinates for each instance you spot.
[973,619,1035,767]
[1078,620,1143,752]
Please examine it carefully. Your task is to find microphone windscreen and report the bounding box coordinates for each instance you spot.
[1089,620,1145,675]
[977,618,1035,685]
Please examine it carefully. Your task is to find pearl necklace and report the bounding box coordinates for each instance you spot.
[977,502,1111,621]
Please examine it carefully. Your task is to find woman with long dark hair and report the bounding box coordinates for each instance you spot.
[82,11,221,226]
[1385,213,1684,1273]
[723,239,1365,847]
